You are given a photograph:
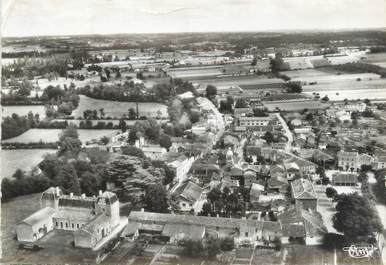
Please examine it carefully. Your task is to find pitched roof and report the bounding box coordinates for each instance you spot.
[332,173,358,184]
[278,208,326,238]
[128,211,280,232]
[291,178,317,200]
[58,196,96,209]
[20,207,56,226]
[267,177,288,188]
[162,223,205,241]
[174,181,203,203]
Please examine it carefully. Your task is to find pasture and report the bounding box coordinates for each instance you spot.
[2,105,46,119]
[2,129,119,144]
[263,100,328,111]
[72,95,168,119]
[1,149,56,178]
[364,53,386,68]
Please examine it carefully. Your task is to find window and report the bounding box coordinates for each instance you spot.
[245,232,249,237]
[72,223,74,229]
[56,222,58,227]
[60,222,63,229]
[216,226,219,231]
[65,223,68,228]
[182,203,186,207]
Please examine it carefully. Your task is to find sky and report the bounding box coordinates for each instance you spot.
[2,0,385,37]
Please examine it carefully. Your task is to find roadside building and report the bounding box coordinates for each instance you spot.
[291,178,318,211]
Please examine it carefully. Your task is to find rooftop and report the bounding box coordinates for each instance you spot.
[291,178,317,200]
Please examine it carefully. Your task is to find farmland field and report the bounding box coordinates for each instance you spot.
[263,100,328,111]
[364,53,386,68]
[2,128,119,144]
[280,69,333,79]
[72,95,168,119]
[287,72,380,84]
[1,149,56,178]
[2,105,46,119]
[302,78,386,100]
[1,193,42,263]
[195,76,284,89]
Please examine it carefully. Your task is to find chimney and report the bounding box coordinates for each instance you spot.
[70,193,73,198]
[99,190,103,196]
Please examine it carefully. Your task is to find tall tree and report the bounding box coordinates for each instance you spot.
[333,193,383,241]
[56,164,81,195]
[143,184,169,213]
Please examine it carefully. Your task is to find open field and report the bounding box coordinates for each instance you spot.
[72,95,168,119]
[280,69,333,79]
[1,149,56,178]
[289,72,380,84]
[302,78,386,100]
[2,128,119,144]
[262,100,328,111]
[2,105,46,119]
[364,53,386,68]
[195,76,284,90]
[1,193,42,263]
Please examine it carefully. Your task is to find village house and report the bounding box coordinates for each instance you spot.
[278,207,327,245]
[16,187,127,249]
[238,116,275,128]
[337,150,375,171]
[166,155,196,184]
[291,178,318,211]
[267,177,289,194]
[172,180,204,213]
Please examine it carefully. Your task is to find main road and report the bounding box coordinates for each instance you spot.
[275,112,293,152]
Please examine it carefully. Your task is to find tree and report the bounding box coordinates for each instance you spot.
[119,118,127,132]
[128,108,137,120]
[58,124,82,157]
[251,57,257,66]
[181,240,204,258]
[326,187,338,199]
[321,95,329,102]
[333,193,383,241]
[12,169,25,180]
[286,81,302,93]
[80,171,102,196]
[121,146,145,159]
[235,98,248,108]
[220,237,234,251]
[206,237,221,257]
[262,131,274,144]
[205,85,217,99]
[143,184,169,213]
[159,134,172,151]
[56,164,81,195]
[100,136,109,145]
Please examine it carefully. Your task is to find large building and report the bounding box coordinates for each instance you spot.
[16,187,126,249]
[125,211,281,247]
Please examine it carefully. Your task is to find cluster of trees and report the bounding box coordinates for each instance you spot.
[200,187,246,217]
[270,53,289,72]
[333,193,383,242]
[1,112,40,140]
[43,84,80,117]
[1,127,110,201]
[219,96,234,113]
[180,237,234,258]
[167,97,201,133]
[285,81,303,93]
[127,119,172,150]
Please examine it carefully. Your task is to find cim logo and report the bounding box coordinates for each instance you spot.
[342,245,378,259]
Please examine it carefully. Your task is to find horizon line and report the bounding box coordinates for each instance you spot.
[3,26,386,39]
